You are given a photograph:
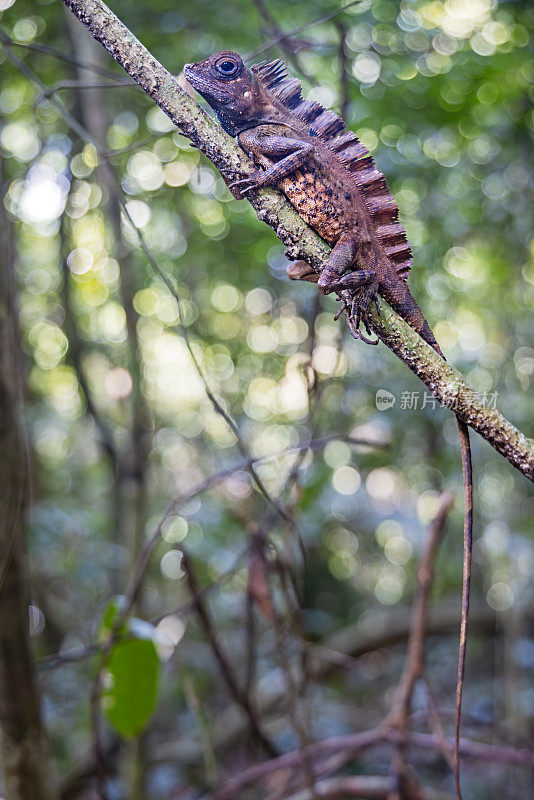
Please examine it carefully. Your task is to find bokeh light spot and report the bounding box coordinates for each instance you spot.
[160,550,184,580]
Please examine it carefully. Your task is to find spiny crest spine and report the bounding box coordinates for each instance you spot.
[396,262,412,278]
[252,57,412,278]
[251,59,288,89]
[252,59,346,140]
[275,78,302,107]
[293,99,324,124]
[253,59,349,143]
[376,223,406,242]
[310,111,345,139]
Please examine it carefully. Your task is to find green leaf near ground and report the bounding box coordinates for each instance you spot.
[102,638,160,738]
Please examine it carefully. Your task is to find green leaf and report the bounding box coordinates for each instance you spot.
[98,597,123,640]
[102,638,160,738]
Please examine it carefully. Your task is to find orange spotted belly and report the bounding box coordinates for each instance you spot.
[279,170,349,246]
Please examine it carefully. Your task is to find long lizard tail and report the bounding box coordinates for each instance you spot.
[383,280,473,800]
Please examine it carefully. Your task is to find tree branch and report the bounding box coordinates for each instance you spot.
[58,0,534,482]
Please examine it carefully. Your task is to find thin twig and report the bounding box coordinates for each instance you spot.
[59,212,119,467]
[6,38,123,78]
[119,432,375,634]
[40,78,133,99]
[245,0,364,60]
[384,492,454,796]
[181,546,278,756]
[203,728,383,800]
[253,0,314,82]
[386,491,455,722]
[336,22,350,121]
[37,548,248,670]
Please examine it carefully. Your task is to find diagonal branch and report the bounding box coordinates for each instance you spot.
[58,0,534,484]
[181,547,278,757]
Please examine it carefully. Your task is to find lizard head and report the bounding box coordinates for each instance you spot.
[184,51,269,135]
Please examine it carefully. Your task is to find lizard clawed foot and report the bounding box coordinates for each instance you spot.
[317,267,379,342]
[285,262,380,344]
[228,170,264,197]
[346,284,380,345]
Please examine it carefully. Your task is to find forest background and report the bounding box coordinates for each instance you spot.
[0,1,533,799]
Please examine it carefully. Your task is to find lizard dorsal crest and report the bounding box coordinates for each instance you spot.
[251,58,412,278]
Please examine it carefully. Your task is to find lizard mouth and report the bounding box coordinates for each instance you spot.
[183,66,231,104]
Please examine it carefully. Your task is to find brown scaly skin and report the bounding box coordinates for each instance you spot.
[185,51,473,799]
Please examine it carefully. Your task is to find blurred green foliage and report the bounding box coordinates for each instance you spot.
[1,0,533,797]
[103,638,160,738]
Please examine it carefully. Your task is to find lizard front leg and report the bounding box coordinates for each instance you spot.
[232,132,314,196]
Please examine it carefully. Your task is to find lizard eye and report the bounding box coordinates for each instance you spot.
[214,56,241,79]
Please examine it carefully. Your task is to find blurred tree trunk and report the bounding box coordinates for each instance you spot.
[65,10,150,594]
[0,162,55,798]
[64,15,151,798]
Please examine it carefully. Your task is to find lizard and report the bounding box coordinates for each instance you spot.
[184,51,473,799]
